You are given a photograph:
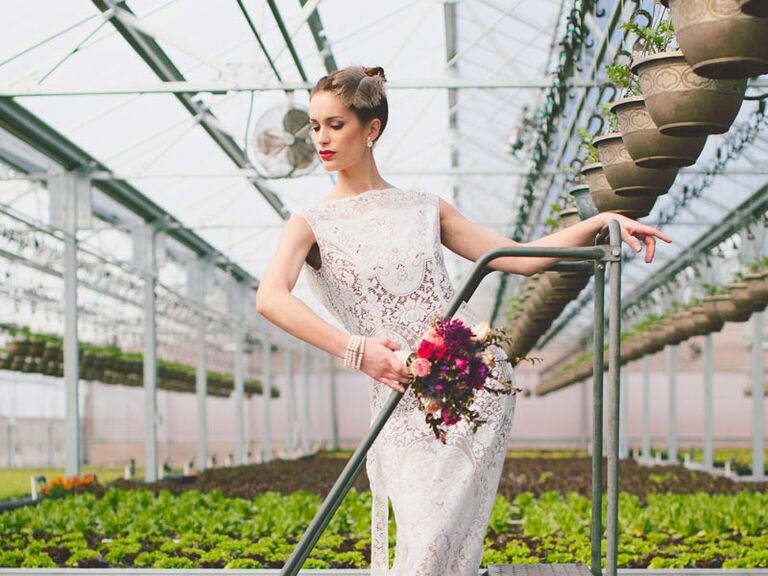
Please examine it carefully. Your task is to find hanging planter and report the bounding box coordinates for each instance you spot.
[632,51,747,136]
[580,162,657,218]
[712,291,752,322]
[593,133,678,197]
[744,271,768,308]
[665,0,768,79]
[731,280,764,313]
[740,0,768,17]
[702,295,727,331]
[610,96,707,168]
[568,184,599,219]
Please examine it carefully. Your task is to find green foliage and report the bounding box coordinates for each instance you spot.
[576,128,600,164]
[2,482,768,569]
[619,17,675,55]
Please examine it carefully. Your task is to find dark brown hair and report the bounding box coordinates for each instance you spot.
[310,65,388,143]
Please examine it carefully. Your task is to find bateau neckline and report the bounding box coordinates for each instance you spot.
[320,187,399,205]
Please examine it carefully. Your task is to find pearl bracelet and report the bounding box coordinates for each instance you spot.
[343,335,365,370]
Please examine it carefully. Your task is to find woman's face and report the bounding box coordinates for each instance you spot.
[309,91,376,171]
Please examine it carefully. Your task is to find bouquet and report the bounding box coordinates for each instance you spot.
[398,316,522,444]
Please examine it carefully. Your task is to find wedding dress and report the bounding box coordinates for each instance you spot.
[296,187,518,576]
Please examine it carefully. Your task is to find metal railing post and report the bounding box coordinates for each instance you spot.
[606,220,623,576]
[280,241,617,576]
[590,260,605,576]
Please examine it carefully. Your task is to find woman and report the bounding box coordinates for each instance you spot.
[256,65,670,576]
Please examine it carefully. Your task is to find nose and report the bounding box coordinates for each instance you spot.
[315,126,330,146]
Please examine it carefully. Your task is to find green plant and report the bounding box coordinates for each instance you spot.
[606,62,640,96]
[576,128,599,164]
[620,17,675,56]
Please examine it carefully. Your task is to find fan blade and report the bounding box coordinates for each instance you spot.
[287,139,317,170]
[256,128,288,156]
[284,108,310,136]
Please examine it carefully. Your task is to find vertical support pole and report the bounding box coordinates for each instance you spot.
[606,221,622,576]
[317,352,325,451]
[47,420,54,468]
[5,421,11,467]
[189,258,212,472]
[752,311,765,480]
[667,345,678,464]
[284,348,295,458]
[580,380,589,452]
[620,366,629,459]
[590,261,605,576]
[704,333,714,472]
[642,355,651,460]
[262,324,273,462]
[233,312,245,465]
[329,356,339,450]
[301,342,311,456]
[51,172,90,478]
[138,223,158,482]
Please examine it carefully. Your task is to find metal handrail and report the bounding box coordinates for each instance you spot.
[281,220,623,576]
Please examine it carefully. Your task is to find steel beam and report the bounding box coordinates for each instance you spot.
[752,312,765,480]
[667,345,678,464]
[704,334,714,472]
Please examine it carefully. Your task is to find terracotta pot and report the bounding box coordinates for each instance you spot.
[714,292,752,322]
[542,270,589,291]
[568,184,599,219]
[632,51,747,136]
[668,0,768,79]
[594,133,679,197]
[731,281,764,312]
[689,304,723,334]
[702,294,728,329]
[674,310,700,340]
[611,96,708,168]
[580,162,657,218]
[739,0,768,17]
[744,272,768,309]
[558,207,582,228]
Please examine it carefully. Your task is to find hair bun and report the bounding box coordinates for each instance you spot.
[363,66,386,81]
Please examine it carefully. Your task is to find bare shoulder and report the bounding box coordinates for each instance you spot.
[437,196,465,221]
[282,213,316,246]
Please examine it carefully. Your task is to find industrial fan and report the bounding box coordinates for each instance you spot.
[247,102,319,178]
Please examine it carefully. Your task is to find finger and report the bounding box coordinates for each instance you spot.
[644,235,655,263]
[653,228,673,243]
[622,229,642,252]
[383,339,401,351]
[385,379,406,393]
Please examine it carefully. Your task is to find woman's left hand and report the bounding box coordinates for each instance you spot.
[598,212,672,264]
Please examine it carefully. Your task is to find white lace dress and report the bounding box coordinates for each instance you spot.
[296,187,517,576]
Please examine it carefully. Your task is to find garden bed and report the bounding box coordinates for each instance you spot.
[2,453,766,570]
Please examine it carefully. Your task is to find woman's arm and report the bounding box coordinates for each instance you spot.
[438,198,671,276]
[255,214,409,392]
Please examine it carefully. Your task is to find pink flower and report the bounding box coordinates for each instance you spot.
[471,321,491,343]
[417,339,436,359]
[411,357,432,377]
[423,327,444,347]
[441,407,461,426]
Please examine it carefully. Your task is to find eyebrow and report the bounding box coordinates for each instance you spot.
[309,115,345,122]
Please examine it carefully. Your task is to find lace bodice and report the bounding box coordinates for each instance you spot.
[295,187,517,576]
[298,187,454,343]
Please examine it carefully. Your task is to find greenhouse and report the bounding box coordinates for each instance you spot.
[1,0,767,574]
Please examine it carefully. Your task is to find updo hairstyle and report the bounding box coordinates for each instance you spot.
[310,65,388,144]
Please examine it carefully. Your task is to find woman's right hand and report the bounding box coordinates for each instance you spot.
[359,337,411,393]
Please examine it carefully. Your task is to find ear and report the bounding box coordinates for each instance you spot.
[367,118,381,142]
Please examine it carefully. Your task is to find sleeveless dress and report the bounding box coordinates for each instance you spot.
[295,187,518,576]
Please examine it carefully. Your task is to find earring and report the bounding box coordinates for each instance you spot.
[367,139,373,148]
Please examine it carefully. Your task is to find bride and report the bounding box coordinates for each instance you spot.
[256,65,669,576]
